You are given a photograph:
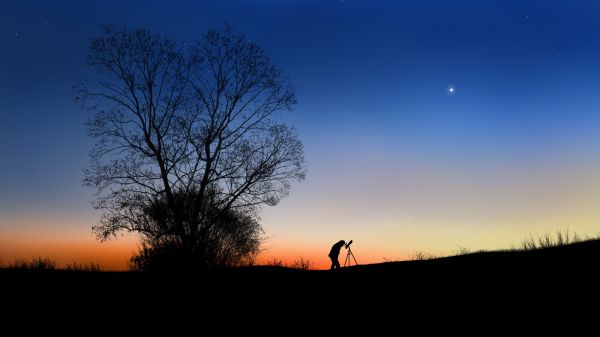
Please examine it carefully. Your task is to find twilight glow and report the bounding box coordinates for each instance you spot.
[2,0,600,270]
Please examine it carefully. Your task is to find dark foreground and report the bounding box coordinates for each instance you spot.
[2,240,599,324]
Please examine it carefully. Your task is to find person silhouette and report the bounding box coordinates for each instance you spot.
[328,240,346,270]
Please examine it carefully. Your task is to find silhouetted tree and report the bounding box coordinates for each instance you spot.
[75,25,305,270]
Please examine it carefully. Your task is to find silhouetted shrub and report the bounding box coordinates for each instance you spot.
[265,258,285,267]
[290,257,312,270]
[411,251,437,261]
[455,246,471,255]
[129,195,262,271]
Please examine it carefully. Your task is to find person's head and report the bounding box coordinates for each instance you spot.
[338,240,345,246]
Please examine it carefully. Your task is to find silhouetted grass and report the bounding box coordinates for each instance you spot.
[519,229,598,251]
[65,262,103,272]
[0,258,103,271]
[407,229,600,262]
[8,257,56,270]
[264,257,313,270]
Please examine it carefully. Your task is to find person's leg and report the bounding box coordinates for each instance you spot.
[330,256,335,270]
[334,258,340,269]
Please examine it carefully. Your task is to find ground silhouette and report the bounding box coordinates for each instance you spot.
[1,239,597,322]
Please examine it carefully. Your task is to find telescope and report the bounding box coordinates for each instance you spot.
[343,240,358,267]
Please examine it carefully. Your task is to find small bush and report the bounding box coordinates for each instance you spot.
[265,258,285,267]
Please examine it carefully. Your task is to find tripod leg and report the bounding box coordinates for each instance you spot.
[344,251,351,267]
[347,248,358,266]
[351,251,358,265]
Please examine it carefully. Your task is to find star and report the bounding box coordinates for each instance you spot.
[448,86,456,95]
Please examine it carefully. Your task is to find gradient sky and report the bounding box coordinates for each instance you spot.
[2,0,600,270]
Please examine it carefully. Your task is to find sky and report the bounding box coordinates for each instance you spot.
[1,0,600,270]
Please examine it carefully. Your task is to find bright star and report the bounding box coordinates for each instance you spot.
[448,86,455,94]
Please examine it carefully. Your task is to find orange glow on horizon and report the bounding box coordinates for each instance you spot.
[0,233,138,270]
[0,229,408,270]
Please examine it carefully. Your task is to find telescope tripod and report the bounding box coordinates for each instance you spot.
[344,246,358,267]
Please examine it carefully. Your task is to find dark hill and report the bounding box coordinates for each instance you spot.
[1,240,598,322]
[347,238,600,276]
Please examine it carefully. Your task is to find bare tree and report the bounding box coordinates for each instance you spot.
[75,26,305,269]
